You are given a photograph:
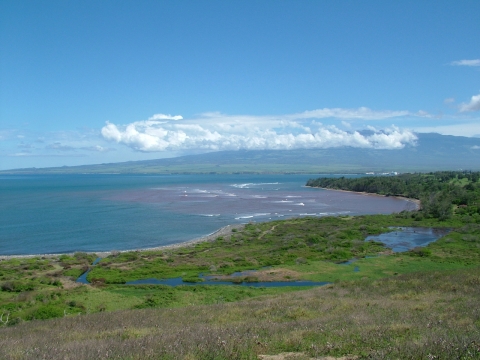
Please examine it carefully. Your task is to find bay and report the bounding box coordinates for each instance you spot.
[0,174,415,255]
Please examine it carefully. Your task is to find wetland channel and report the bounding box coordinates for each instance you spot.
[77,227,450,287]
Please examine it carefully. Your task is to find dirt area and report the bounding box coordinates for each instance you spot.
[258,353,358,360]
[60,278,84,290]
[212,268,304,282]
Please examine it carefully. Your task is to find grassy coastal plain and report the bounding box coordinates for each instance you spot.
[1,172,480,359]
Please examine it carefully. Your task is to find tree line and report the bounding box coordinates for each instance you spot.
[306,171,480,220]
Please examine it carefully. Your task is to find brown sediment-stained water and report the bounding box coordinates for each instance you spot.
[0,174,417,256]
[106,182,418,218]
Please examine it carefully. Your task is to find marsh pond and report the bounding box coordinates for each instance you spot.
[77,227,449,287]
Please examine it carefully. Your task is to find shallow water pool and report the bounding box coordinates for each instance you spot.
[365,227,450,252]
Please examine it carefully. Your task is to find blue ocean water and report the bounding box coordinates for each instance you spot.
[0,174,415,255]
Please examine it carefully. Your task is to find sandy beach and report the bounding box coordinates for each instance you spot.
[307,186,421,211]
[0,224,245,261]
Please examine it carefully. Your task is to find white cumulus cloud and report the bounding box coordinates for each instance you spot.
[148,113,183,121]
[459,93,480,112]
[101,109,418,152]
[451,59,480,67]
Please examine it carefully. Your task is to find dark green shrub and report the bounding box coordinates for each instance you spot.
[29,305,64,320]
[327,249,353,261]
[7,317,22,326]
[182,276,204,283]
[0,282,14,292]
[1,281,35,292]
[307,235,322,244]
[408,247,432,257]
[116,252,139,262]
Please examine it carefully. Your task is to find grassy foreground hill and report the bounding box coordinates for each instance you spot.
[0,267,479,359]
[1,171,480,359]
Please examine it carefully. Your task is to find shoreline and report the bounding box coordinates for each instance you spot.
[0,189,419,261]
[306,186,421,210]
[0,224,245,261]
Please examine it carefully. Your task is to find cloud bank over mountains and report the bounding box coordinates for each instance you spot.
[101,108,418,152]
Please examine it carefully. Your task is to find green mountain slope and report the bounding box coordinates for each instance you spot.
[3,133,480,174]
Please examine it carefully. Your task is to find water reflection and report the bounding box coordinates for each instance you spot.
[76,257,102,284]
[365,227,450,253]
[337,227,449,273]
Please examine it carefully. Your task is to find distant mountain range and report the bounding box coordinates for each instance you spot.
[3,133,480,174]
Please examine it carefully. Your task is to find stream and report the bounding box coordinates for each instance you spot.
[77,227,450,286]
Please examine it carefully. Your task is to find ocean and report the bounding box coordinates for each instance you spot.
[0,174,415,255]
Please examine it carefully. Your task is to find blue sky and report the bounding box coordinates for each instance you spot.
[1,0,479,170]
